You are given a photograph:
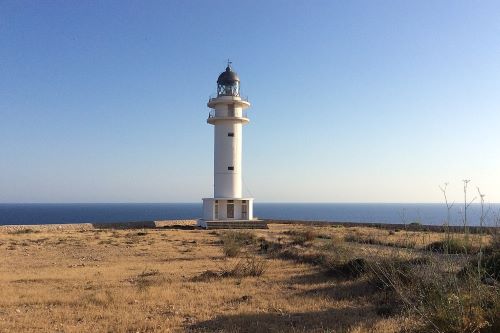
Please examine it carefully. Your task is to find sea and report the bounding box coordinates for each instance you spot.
[0,203,499,226]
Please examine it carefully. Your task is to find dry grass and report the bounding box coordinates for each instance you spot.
[0,223,497,332]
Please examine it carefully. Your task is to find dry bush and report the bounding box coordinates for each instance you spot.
[82,290,114,306]
[219,231,256,257]
[396,239,417,249]
[408,221,424,230]
[324,257,368,278]
[128,268,162,291]
[221,230,256,244]
[319,240,369,278]
[344,233,359,243]
[228,256,267,277]
[368,254,499,333]
[481,252,500,280]
[276,228,499,332]
[272,246,325,266]
[285,228,317,245]
[320,238,353,261]
[269,237,368,279]
[489,229,500,253]
[460,252,500,282]
[258,237,283,255]
[8,229,40,235]
[193,256,268,281]
[221,237,242,257]
[344,234,416,249]
[422,274,498,333]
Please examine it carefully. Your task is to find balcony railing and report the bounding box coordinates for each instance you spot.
[208,94,249,103]
[208,110,248,119]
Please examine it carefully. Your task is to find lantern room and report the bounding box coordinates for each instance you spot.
[217,65,240,97]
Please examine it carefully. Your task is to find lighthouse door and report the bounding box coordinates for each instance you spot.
[241,201,248,219]
[227,200,234,219]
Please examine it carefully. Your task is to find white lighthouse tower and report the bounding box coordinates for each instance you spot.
[198,63,261,228]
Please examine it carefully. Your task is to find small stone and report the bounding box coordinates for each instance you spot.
[483,277,496,285]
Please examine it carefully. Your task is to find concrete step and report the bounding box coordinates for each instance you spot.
[205,221,268,230]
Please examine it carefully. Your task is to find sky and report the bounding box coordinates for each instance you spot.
[1,1,499,203]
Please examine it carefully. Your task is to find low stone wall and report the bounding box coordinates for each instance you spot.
[265,219,497,233]
[0,220,198,232]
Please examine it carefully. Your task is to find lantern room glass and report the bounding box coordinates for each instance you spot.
[217,82,240,97]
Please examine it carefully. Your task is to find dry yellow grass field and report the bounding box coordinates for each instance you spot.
[0,223,496,333]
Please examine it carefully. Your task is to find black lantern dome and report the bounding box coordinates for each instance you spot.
[217,65,240,97]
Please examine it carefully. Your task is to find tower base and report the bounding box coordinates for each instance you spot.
[199,197,264,229]
[202,197,254,221]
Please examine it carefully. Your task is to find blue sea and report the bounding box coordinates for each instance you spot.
[0,203,499,226]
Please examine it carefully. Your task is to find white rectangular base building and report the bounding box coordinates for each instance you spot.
[197,198,256,228]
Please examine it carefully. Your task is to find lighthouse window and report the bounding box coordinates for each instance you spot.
[228,166,234,171]
[228,104,235,117]
[228,132,234,137]
[227,201,234,218]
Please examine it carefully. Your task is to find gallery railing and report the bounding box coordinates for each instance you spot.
[208,110,248,118]
[208,94,249,103]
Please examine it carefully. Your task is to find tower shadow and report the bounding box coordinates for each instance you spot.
[189,306,377,333]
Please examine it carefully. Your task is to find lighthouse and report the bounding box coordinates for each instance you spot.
[198,63,262,228]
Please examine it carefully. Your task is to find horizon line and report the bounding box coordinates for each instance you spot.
[1,202,499,205]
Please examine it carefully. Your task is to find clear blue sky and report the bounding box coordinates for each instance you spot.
[1,1,499,203]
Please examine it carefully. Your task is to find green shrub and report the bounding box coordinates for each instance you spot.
[368,256,499,333]
[482,252,500,280]
[420,275,498,333]
[324,258,368,278]
[426,238,475,254]
[460,252,500,281]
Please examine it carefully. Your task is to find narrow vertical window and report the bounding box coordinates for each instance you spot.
[241,200,248,219]
[228,104,235,117]
[214,200,219,220]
